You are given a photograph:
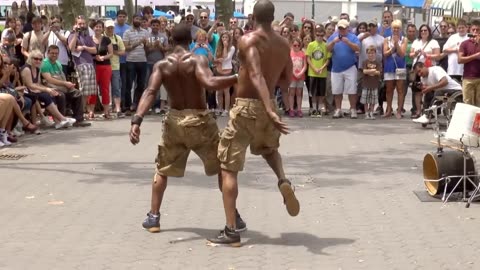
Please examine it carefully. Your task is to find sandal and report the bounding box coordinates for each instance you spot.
[22,122,38,133]
[103,114,112,120]
[411,113,421,119]
[87,112,95,120]
[278,179,300,216]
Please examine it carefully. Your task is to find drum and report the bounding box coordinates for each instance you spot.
[423,151,477,196]
[445,103,480,146]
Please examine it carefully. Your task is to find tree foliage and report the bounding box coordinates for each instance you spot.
[59,0,86,29]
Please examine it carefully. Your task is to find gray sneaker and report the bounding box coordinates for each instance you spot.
[142,212,160,233]
[333,109,342,119]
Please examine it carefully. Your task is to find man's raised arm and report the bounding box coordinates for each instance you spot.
[135,62,163,118]
[195,55,237,90]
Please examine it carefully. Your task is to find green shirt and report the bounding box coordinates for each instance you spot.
[40,58,63,76]
[406,39,414,66]
[306,40,330,78]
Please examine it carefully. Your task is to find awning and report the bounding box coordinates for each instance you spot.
[383,0,425,8]
[431,0,480,12]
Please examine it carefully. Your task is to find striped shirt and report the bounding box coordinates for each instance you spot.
[123,27,149,62]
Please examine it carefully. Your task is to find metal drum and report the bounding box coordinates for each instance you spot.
[423,151,477,196]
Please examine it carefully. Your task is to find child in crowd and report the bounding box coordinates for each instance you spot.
[362,45,382,120]
[289,38,306,117]
[306,26,330,117]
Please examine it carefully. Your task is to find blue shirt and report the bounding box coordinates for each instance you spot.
[210,33,220,55]
[189,42,213,63]
[378,26,392,38]
[114,23,130,64]
[327,32,360,73]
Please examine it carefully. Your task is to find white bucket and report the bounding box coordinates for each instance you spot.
[446,103,480,147]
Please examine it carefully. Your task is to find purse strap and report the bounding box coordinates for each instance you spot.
[414,39,431,63]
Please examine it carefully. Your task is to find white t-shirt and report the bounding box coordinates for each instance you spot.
[411,39,440,65]
[421,66,462,91]
[443,33,469,76]
[46,30,71,66]
[358,33,384,68]
[221,46,236,70]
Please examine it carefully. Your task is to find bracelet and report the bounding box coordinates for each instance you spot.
[131,114,143,126]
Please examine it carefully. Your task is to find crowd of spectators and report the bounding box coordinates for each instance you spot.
[0,3,479,148]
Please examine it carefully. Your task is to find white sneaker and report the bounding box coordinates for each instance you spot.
[333,109,342,119]
[221,110,228,117]
[66,118,76,127]
[350,109,358,119]
[41,117,55,127]
[413,114,430,124]
[0,132,11,146]
[365,112,371,120]
[154,108,161,114]
[370,112,376,120]
[55,120,69,130]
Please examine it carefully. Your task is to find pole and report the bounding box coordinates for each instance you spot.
[28,0,32,12]
[135,0,137,15]
[312,0,314,19]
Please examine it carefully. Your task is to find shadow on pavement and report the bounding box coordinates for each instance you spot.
[161,227,355,255]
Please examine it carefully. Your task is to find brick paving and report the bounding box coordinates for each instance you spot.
[1,105,480,269]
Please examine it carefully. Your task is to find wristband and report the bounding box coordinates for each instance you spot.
[131,114,143,126]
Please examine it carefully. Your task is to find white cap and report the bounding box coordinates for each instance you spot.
[105,20,115,28]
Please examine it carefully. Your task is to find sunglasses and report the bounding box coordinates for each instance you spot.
[200,16,208,19]
[230,21,236,24]
[33,57,42,61]
[304,26,311,29]
[293,44,300,47]
[338,27,346,30]
[420,29,428,32]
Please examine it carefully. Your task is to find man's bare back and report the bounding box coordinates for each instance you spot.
[236,28,293,100]
[147,47,228,110]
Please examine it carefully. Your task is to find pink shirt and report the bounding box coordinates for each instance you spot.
[290,50,306,81]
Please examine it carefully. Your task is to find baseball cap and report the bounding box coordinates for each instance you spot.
[331,16,339,23]
[185,12,194,18]
[368,19,378,27]
[105,20,115,28]
[337,19,349,29]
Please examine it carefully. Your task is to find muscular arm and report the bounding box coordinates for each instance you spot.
[195,55,237,90]
[135,63,163,118]
[425,76,448,93]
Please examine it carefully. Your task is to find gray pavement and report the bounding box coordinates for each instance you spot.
[1,101,480,270]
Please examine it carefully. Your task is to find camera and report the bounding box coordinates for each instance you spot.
[338,35,343,39]
[415,82,423,88]
[75,27,86,33]
[112,44,119,51]
[467,33,477,38]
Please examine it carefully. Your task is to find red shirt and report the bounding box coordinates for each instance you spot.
[290,49,306,81]
[459,39,480,79]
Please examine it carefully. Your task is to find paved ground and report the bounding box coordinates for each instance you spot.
[2,98,480,270]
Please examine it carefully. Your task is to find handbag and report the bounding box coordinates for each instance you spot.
[389,37,407,79]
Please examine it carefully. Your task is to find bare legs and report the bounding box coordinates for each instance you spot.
[150,173,168,215]
[396,80,405,118]
[385,80,406,118]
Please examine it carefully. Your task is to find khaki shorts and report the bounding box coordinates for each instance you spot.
[462,78,480,107]
[218,98,281,172]
[156,109,220,177]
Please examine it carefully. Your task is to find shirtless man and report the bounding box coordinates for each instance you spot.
[129,24,246,233]
[207,0,298,247]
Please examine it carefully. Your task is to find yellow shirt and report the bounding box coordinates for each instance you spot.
[107,34,125,71]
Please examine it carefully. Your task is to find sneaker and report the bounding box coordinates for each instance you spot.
[350,109,358,119]
[374,106,384,116]
[40,117,55,127]
[73,121,92,127]
[235,210,247,233]
[314,110,322,118]
[370,113,376,120]
[365,113,371,120]
[278,179,300,216]
[66,118,76,127]
[310,110,317,118]
[297,110,303,118]
[142,212,160,233]
[154,108,161,114]
[0,132,11,146]
[55,120,70,130]
[221,110,228,117]
[159,109,166,115]
[289,109,295,117]
[117,112,126,118]
[333,109,342,119]
[308,108,314,116]
[412,114,431,124]
[207,226,241,247]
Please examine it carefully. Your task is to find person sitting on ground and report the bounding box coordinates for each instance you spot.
[20,49,76,129]
[41,45,90,127]
[412,61,462,124]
